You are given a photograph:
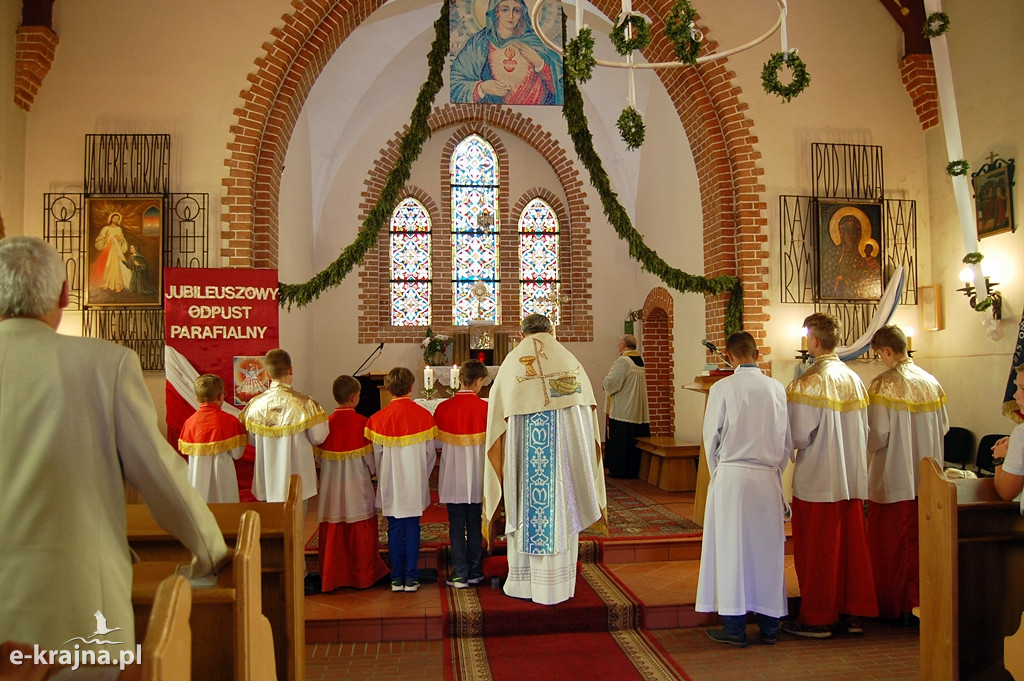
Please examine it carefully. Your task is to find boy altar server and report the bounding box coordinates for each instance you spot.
[240,348,329,502]
[365,367,438,592]
[178,373,247,502]
[783,312,878,639]
[697,332,792,646]
[434,359,490,588]
[316,375,390,591]
[866,325,948,623]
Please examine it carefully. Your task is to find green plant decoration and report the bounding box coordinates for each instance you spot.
[761,50,811,103]
[280,4,744,337]
[923,11,950,39]
[946,160,970,176]
[664,0,701,64]
[609,13,651,55]
[565,27,596,83]
[962,252,984,265]
[617,106,646,150]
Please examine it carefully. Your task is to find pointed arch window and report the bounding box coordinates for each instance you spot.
[519,198,561,323]
[389,197,432,326]
[451,134,499,325]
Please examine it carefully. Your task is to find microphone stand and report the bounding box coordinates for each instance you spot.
[353,342,384,376]
[701,340,734,369]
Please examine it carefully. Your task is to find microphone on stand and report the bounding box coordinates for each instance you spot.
[701,339,733,368]
[353,341,385,376]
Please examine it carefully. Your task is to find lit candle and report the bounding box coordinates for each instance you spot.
[800,328,808,351]
[451,364,459,389]
[906,327,914,352]
[424,366,434,389]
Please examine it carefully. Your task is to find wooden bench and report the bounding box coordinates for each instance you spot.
[141,575,192,681]
[132,511,276,681]
[919,456,1024,681]
[128,476,303,681]
[634,436,701,492]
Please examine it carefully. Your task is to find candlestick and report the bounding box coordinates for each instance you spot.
[424,366,434,389]
[800,329,808,351]
[906,328,914,352]
[451,364,459,389]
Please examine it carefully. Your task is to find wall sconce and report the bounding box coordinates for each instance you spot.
[905,327,914,357]
[795,326,810,362]
[958,266,1002,320]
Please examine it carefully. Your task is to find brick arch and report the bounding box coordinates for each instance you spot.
[356,109,594,343]
[222,0,769,346]
[642,286,674,436]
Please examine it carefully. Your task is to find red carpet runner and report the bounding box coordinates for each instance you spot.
[441,542,692,681]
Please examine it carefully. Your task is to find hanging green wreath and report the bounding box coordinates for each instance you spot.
[610,13,651,55]
[761,51,811,103]
[617,106,646,150]
[664,0,701,65]
[281,5,744,336]
[962,252,984,265]
[946,160,970,176]
[565,27,596,83]
[923,11,950,39]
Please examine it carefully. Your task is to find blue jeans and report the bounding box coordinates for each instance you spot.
[386,515,421,583]
[446,502,483,580]
[722,614,780,638]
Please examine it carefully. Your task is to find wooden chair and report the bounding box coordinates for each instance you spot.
[141,575,192,681]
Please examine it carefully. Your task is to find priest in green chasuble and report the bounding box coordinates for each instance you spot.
[484,314,607,605]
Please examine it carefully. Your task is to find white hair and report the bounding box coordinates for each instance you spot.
[0,236,66,318]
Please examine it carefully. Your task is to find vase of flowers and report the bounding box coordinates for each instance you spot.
[421,327,451,365]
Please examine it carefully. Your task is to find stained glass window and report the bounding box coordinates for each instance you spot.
[519,198,560,324]
[451,134,499,325]
[389,198,431,326]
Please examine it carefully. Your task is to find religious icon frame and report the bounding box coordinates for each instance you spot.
[233,355,270,407]
[815,198,884,302]
[84,196,164,308]
[971,157,1016,239]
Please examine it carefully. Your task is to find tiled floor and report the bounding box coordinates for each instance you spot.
[302,479,921,680]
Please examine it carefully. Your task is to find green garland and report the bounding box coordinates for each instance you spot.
[280,3,744,336]
[664,0,701,65]
[923,11,950,39]
[617,106,646,150]
[962,252,984,265]
[946,160,969,176]
[278,2,450,309]
[562,54,743,334]
[564,27,596,84]
[610,13,651,55]
[761,51,811,103]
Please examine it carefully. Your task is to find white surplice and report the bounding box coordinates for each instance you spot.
[318,453,377,523]
[695,366,792,617]
[249,426,328,502]
[188,447,244,503]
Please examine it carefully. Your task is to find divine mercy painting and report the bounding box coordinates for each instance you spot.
[816,200,883,301]
[85,197,163,307]
[449,0,563,106]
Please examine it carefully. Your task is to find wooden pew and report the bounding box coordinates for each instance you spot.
[141,575,192,681]
[132,510,276,681]
[919,456,1024,681]
[128,476,303,681]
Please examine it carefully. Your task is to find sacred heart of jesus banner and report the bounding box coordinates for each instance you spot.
[449,0,564,106]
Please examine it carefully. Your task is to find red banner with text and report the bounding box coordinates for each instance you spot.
[163,268,279,500]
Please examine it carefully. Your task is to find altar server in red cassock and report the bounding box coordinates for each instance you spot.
[315,375,390,591]
[178,373,247,502]
[783,312,878,639]
[365,367,438,592]
[866,325,947,623]
[434,359,490,588]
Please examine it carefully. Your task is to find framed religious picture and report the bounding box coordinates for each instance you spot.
[815,199,884,301]
[971,157,1015,239]
[85,196,164,307]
